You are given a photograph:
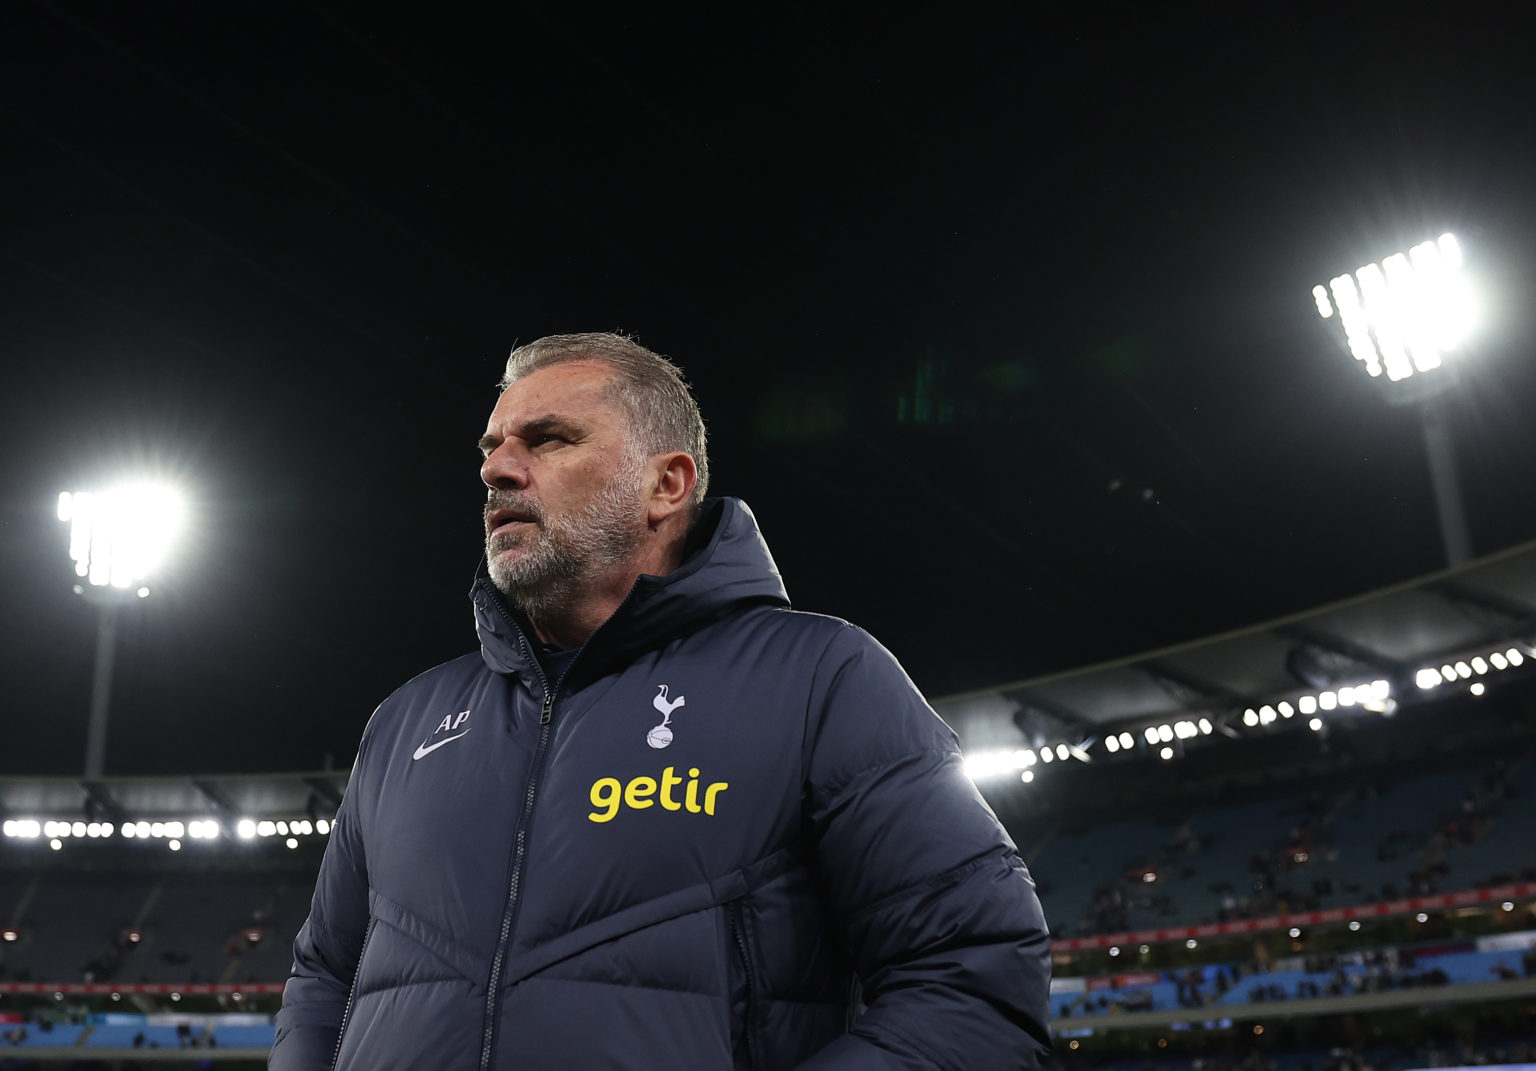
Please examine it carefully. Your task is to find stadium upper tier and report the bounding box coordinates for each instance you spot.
[1023,738,1536,939]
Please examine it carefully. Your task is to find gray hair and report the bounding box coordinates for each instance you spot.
[500,332,710,514]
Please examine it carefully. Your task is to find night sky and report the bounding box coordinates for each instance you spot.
[4,4,1535,776]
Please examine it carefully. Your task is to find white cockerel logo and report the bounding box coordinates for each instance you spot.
[647,685,686,749]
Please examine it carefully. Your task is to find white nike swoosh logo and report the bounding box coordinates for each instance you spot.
[412,728,471,760]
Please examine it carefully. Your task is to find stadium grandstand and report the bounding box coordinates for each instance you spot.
[3,544,1536,1067]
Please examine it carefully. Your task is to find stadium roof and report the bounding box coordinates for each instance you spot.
[934,536,1536,758]
[0,770,347,825]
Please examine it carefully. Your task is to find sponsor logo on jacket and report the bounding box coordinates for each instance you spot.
[588,766,728,823]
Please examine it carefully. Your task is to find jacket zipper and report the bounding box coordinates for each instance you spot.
[480,667,555,1071]
[728,901,759,1071]
[330,916,375,1071]
[476,586,639,1070]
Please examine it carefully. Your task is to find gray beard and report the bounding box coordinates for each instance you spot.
[484,460,648,621]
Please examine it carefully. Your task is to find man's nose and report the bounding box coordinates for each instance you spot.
[480,444,529,490]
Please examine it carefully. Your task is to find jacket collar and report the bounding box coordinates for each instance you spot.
[471,498,790,685]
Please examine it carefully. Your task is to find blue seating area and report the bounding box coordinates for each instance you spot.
[1057,946,1533,1019]
[83,1021,191,1048]
[0,1021,87,1048]
[214,1021,277,1048]
[0,1016,280,1051]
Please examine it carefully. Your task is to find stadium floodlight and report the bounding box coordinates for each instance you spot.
[58,485,184,594]
[57,483,186,778]
[1312,234,1478,566]
[1313,234,1474,383]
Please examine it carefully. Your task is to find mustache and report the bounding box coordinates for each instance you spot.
[484,491,545,533]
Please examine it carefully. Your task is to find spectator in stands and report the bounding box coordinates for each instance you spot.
[272,334,1052,1071]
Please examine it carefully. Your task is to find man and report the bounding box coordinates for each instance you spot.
[271,333,1051,1070]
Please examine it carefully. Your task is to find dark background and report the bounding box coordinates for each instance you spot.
[3,4,1534,775]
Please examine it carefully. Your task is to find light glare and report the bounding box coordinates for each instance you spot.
[1315,233,1473,383]
[57,485,185,591]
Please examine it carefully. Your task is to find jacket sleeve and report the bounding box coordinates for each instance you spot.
[795,625,1052,1071]
[270,758,371,1070]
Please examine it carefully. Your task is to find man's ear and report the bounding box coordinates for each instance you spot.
[647,451,698,527]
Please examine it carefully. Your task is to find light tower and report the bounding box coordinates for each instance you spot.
[1312,233,1478,565]
[57,484,184,777]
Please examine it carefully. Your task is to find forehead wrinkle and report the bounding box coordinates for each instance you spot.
[482,365,628,453]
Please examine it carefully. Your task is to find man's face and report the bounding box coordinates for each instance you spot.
[478,361,649,613]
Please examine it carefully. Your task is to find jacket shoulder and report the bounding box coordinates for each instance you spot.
[382,651,487,703]
[358,652,489,748]
[734,604,867,645]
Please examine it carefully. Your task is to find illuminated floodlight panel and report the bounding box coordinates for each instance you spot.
[57,484,184,590]
[1314,233,1474,382]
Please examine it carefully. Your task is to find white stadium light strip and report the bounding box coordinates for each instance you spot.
[1415,645,1532,691]
[963,738,1097,782]
[1316,233,1474,383]
[964,719,1210,779]
[1243,680,1391,731]
[3,816,332,843]
[963,642,1535,781]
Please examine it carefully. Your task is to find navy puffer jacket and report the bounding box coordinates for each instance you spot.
[272,498,1050,1070]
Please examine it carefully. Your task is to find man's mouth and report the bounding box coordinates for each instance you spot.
[486,505,539,537]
